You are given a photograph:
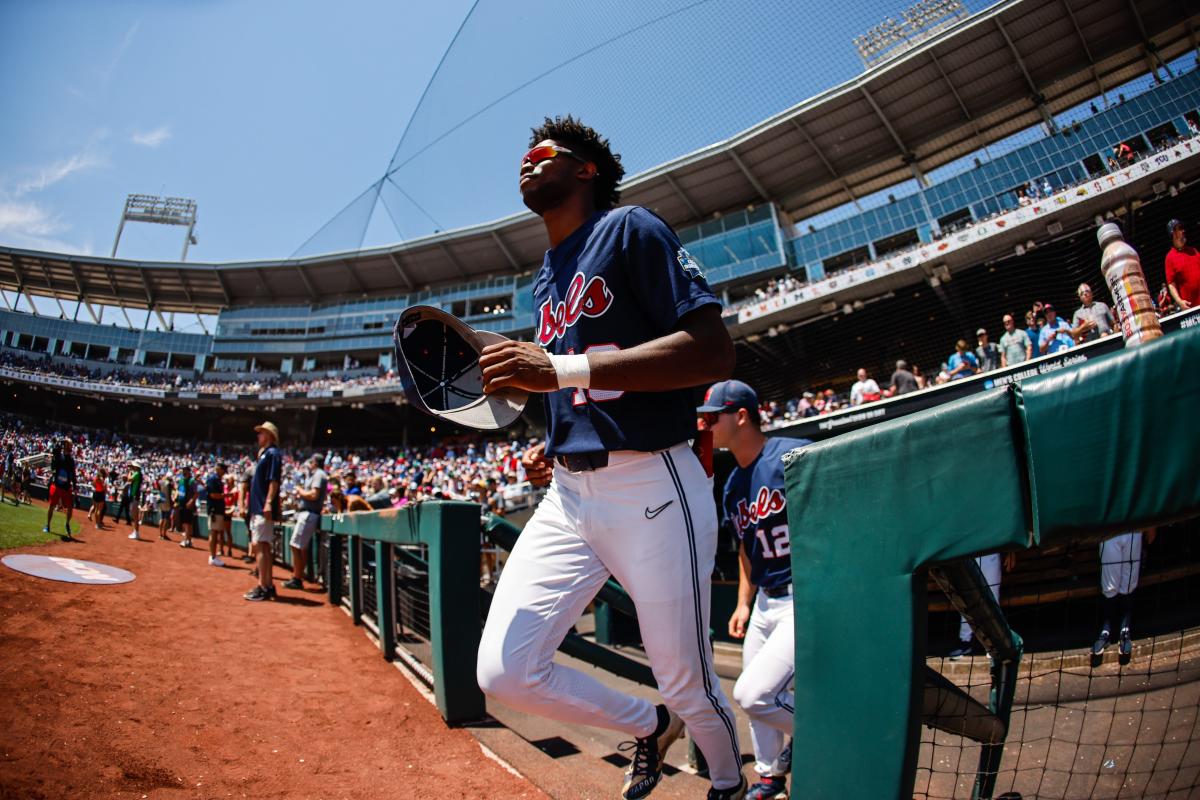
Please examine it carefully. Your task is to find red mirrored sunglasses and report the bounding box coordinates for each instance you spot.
[521,145,586,166]
[698,410,736,427]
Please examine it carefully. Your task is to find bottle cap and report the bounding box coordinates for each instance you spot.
[1097,221,1123,248]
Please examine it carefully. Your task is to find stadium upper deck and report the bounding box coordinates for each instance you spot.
[1,0,1194,316]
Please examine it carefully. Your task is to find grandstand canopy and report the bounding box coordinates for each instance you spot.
[2,0,1194,313]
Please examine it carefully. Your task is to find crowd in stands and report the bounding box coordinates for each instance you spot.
[755,271,1192,430]
[0,413,540,532]
[0,350,398,394]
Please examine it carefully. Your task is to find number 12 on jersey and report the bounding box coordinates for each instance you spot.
[755,524,790,559]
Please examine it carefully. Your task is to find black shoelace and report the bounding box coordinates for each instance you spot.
[618,735,658,778]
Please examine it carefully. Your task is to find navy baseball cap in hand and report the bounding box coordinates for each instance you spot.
[393,305,528,430]
[697,379,758,413]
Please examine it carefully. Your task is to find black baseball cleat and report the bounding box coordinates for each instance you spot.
[1092,630,1110,656]
[620,705,685,799]
[1119,630,1133,657]
[282,578,304,590]
[708,775,748,800]
[244,585,276,602]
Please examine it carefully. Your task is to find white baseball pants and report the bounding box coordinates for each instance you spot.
[958,553,1003,642]
[1100,532,1142,598]
[732,588,794,777]
[477,443,743,790]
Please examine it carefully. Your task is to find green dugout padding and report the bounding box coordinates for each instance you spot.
[1018,326,1200,543]
[785,389,1030,799]
[784,325,1200,799]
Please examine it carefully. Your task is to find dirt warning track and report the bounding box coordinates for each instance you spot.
[0,510,545,800]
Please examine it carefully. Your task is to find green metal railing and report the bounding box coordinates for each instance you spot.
[321,502,486,724]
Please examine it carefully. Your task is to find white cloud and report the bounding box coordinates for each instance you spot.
[0,133,109,254]
[131,125,171,148]
[0,199,91,254]
[11,151,106,197]
[0,200,63,237]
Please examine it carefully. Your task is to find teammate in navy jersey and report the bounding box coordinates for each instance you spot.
[475,116,747,799]
[699,380,810,800]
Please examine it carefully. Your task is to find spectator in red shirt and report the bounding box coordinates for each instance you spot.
[1165,219,1199,310]
[1113,142,1134,167]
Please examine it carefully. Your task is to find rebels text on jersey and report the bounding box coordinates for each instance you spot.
[533,206,720,456]
[722,437,811,591]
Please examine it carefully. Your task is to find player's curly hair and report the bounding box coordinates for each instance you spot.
[529,115,625,210]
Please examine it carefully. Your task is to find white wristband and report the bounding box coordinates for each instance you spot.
[549,353,591,389]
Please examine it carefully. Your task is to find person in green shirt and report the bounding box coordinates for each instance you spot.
[127,462,144,540]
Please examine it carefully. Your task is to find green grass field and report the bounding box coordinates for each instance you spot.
[0,500,61,550]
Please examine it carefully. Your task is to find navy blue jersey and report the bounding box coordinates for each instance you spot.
[722,437,811,591]
[205,473,226,514]
[249,446,282,518]
[533,206,720,456]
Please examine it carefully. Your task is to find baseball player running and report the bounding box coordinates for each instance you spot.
[699,380,808,800]
[475,116,747,799]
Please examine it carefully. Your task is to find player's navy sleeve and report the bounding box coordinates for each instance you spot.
[620,207,720,331]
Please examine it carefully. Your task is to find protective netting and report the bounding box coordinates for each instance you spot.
[733,185,1200,405]
[917,518,1200,799]
[292,0,992,256]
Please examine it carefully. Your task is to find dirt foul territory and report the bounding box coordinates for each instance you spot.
[0,511,545,800]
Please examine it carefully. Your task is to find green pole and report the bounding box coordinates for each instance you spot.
[421,503,486,723]
[375,540,396,661]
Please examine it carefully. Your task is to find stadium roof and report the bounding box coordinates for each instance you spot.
[2,0,1196,314]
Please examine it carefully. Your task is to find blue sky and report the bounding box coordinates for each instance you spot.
[1,0,993,265]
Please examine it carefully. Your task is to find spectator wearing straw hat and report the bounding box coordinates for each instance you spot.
[245,422,282,602]
[283,453,327,591]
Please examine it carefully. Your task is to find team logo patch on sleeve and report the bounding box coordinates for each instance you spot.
[677,248,704,280]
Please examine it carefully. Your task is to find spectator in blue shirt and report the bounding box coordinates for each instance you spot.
[245,422,282,602]
[1038,304,1075,355]
[1024,309,1041,348]
[947,340,980,380]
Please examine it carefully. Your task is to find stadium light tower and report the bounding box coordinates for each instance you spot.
[111,194,199,260]
[854,0,968,70]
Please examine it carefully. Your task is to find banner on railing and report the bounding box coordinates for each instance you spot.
[0,367,164,398]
